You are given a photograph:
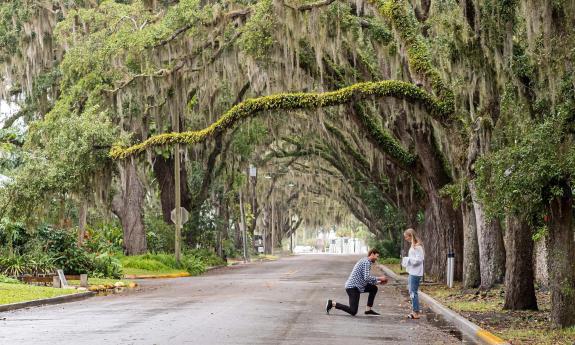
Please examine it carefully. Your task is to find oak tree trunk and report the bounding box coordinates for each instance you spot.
[547,181,575,327]
[469,180,506,289]
[153,154,192,224]
[77,198,88,245]
[461,199,481,288]
[112,160,147,255]
[503,215,537,310]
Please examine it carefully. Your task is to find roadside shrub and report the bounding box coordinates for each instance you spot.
[145,215,174,253]
[222,239,239,259]
[56,248,93,274]
[379,257,401,265]
[0,254,28,276]
[37,225,93,274]
[181,255,206,276]
[369,239,401,259]
[84,223,123,254]
[24,250,57,275]
[119,255,173,272]
[0,223,123,278]
[140,253,177,268]
[0,219,29,254]
[186,248,225,268]
[0,274,21,284]
[118,251,224,276]
[38,225,77,254]
[90,252,123,279]
[0,251,57,277]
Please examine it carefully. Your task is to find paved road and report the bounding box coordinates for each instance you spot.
[1,255,463,345]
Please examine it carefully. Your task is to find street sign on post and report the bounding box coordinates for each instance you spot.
[171,207,190,225]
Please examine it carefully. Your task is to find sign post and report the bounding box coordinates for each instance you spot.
[57,269,68,288]
[173,111,182,264]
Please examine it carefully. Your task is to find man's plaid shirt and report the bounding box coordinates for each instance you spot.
[344,257,378,292]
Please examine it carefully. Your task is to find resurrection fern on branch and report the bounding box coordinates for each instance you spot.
[371,0,455,110]
[110,80,451,160]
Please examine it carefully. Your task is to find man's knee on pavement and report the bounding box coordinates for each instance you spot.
[350,306,359,316]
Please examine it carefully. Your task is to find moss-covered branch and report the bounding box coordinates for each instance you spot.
[324,122,372,173]
[151,8,251,48]
[352,103,417,167]
[110,80,448,159]
[370,0,454,113]
[284,0,337,11]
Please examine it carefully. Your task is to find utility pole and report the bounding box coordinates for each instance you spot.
[216,200,222,258]
[263,225,266,255]
[174,111,182,264]
[271,195,275,255]
[352,229,355,253]
[289,209,293,254]
[239,190,248,262]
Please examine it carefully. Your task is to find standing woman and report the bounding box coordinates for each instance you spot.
[401,228,424,319]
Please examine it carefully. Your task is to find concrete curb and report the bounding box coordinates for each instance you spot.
[125,265,228,279]
[378,264,510,345]
[125,258,278,279]
[226,257,279,267]
[205,264,227,272]
[124,272,191,279]
[0,291,95,313]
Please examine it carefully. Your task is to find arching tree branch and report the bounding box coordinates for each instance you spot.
[110,80,450,160]
[284,0,337,11]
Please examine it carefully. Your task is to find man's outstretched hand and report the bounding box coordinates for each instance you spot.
[378,276,388,285]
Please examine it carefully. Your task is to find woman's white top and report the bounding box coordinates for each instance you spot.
[401,245,424,277]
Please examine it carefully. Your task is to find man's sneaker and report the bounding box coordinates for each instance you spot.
[365,310,380,315]
[326,299,333,314]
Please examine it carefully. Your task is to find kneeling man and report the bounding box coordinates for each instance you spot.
[326,248,388,316]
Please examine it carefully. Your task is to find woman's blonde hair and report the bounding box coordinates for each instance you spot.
[404,228,423,248]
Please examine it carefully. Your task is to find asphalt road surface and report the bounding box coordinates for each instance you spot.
[1,255,465,345]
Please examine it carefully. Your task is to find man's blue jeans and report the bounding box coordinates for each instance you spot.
[408,275,422,312]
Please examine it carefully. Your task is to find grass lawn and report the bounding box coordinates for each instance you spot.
[68,278,135,287]
[122,267,187,276]
[383,263,408,276]
[115,251,227,277]
[0,282,78,305]
[252,255,279,262]
[378,259,408,277]
[422,284,575,345]
[118,254,188,277]
[255,254,278,260]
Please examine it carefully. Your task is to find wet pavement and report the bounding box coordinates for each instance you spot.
[0,254,469,344]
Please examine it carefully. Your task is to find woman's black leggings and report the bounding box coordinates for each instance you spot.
[334,284,378,316]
